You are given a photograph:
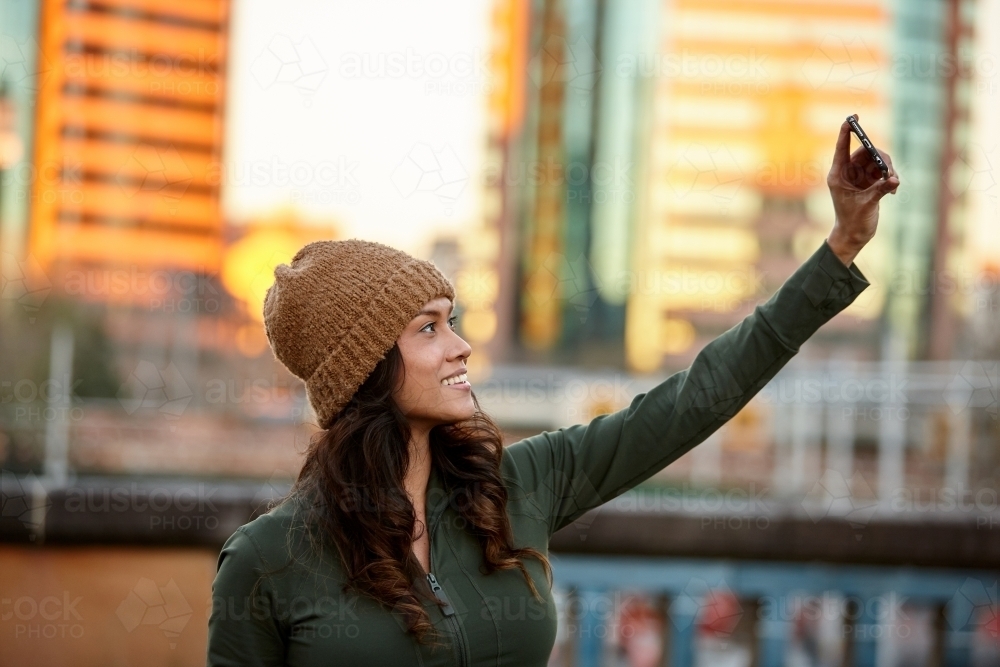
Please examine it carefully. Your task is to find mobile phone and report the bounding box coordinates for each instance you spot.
[846,114,889,180]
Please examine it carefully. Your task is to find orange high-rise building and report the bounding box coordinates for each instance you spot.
[28,0,230,304]
[626,0,890,371]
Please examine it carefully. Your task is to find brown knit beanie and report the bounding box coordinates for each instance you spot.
[262,239,456,429]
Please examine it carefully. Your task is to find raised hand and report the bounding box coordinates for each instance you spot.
[825,114,901,267]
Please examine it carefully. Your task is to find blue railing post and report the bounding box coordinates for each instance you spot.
[756,595,790,667]
[575,587,606,667]
[549,556,997,667]
[852,597,878,667]
[942,629,973,667]
[942,586,976,667]
[668,593,697,667]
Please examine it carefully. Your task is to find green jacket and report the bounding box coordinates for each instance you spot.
[207,239,869,666]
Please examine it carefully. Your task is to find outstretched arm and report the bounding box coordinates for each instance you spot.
[503,117,898,537]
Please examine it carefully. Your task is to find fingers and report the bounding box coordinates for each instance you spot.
[848,145,896,184]
[865,155,886,183]
[832,118,853,172]
[880,150,896,179]
[874,149,898,194]
[843,146,880,187]
[875,174,900,198]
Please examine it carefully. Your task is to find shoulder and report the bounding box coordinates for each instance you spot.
[499,439,529,488]
[500,430,564,488]
[500,439,550,520]
[217,496,314,576]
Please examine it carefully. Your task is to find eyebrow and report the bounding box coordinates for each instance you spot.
[415,303,455,319]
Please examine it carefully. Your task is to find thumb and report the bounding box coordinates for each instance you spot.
[875,175,900,198]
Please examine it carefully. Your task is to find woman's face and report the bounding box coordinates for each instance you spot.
[393,296,475,428]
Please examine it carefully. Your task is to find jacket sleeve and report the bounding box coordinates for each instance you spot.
[207,528,288,667]
[503,239,871,537]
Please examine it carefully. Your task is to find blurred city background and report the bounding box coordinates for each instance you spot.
[0,0,998,665]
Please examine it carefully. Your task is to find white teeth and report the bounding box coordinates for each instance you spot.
[441,373,468,386]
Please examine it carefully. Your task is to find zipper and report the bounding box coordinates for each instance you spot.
[425,572,455,616]
[425,512,467,667]
[426,572,466,666]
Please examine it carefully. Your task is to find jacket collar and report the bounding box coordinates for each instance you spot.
[425,464,451,528]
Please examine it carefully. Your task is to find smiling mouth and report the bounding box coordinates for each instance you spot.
[440,373,469,387]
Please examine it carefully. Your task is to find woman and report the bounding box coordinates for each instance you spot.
[207,118,898,666]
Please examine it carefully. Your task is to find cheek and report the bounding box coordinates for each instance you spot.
[397,341,451,398]
[403,371,438,396]
[405,357,445,396]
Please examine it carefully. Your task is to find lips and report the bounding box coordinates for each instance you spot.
[441,372,469,387]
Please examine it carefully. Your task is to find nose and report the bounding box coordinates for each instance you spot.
[449,326,472,361]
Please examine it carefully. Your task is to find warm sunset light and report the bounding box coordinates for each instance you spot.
[1,0,997,665]
[221,213,340,322]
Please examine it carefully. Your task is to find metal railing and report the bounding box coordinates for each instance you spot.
[482,359,999,521]
[2,359,996,522]
[547,554,999,667]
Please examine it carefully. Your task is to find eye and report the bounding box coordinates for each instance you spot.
[421,316,458,333]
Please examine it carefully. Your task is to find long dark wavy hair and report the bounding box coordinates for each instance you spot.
[264,343,552,647]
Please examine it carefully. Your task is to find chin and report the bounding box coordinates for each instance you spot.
[445,405,477,424]
[449,409,477,423]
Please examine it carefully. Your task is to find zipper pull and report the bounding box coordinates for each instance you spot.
[425,572,455,616]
